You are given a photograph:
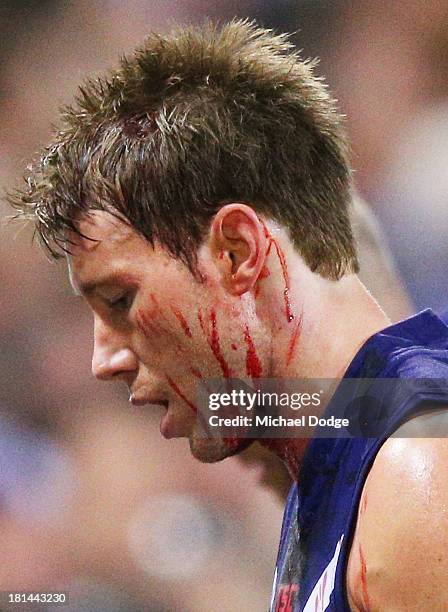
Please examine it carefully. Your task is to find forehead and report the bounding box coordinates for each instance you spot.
[67,210,150,287]
[69,210,135,251]
[67,210,197,298]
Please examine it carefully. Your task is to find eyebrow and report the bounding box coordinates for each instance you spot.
[74,272,140,297]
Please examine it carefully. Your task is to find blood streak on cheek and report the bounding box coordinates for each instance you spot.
[137,293,176,339]
[359,545,371,611]
[136,309,161,338]
[286,314,303,366]
[210,310,232,378]
[170,306,192,338]
[198,308,232,378]
[166,376,197,413]
[243,325,263,378]
[197,308,206,335]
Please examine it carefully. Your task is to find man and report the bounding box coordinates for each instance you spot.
[10,21,448,610]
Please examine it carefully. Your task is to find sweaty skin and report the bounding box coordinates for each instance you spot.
[347,416,448,611]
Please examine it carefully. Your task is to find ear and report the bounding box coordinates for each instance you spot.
[209,203,268,296]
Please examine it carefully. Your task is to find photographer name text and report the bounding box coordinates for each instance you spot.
[208,415,349,429]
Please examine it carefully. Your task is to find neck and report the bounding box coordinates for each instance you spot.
[258,258,391,481]
[260,438,309,481]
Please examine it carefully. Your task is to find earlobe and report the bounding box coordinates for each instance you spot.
[209,203,267,296]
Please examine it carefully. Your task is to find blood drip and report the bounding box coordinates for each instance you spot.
[209,309,232,378]
[170,306,192,338]
[166,376,197,413]
[231,343,238,351]
[197,308,232,377]
[286,315,302,366]
[243,325,263,378]
[359,545,371,611]
[263,224,273,257]
[262,222,294,322]
[272,240,294,322]
[136,310,160,338]
[197,308,207,335]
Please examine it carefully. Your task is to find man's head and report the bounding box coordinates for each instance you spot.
[11,21,358,463]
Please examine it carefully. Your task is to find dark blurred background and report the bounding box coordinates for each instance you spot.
[1,1,447,610]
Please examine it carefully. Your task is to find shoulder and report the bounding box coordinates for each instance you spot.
[347,410,448,610]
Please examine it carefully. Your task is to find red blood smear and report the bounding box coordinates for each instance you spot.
[170,306,192,338]
[136,310,160,338]
[223,437,240,451]
[271,239,294,322]
[190,367,203,379]
[286,315,302,366]
[261,221,294,322]
[209,310,232,378]
[167,376,197,413]
[219,250,224,260]
[243,325,263,378]
[231,343,238,351]
[259,265,270,279]
[359,545,371,611]
[197,308,207,335]
[262,222,273,258]
[198,308,233,377]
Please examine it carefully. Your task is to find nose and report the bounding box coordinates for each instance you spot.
[92,317,138,381]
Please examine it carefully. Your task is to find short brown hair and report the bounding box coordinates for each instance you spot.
[10,20,358,279]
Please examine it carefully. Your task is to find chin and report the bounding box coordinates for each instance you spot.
[189,434,253,463]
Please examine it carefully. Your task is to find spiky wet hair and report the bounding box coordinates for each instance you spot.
[10,19,358,279]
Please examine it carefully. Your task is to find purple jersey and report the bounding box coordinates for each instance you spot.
[270,310,448,611]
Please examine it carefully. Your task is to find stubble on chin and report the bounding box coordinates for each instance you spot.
[189,432,253,463]
[189,434,233,463]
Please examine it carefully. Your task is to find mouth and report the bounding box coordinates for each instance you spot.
[129,393,176,438]
[129,394,168,409]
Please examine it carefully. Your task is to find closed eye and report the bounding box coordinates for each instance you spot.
[107,291,134,313]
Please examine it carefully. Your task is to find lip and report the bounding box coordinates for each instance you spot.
[160,410,176,439]
[129,392,176,437]
[129,392,168,409]
[129,391,185,439]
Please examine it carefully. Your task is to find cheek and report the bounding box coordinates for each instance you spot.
[134,293,200,362]
[135,291,267,384]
